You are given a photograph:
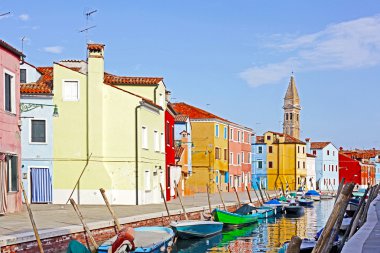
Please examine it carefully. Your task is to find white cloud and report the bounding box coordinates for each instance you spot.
[241,14,380,87]
[43,46,63,54]
[19,14,29,21]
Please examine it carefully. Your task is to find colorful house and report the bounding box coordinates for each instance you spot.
[20,62,56,203]
[251,135,267,190]
[339,153,376,188]
[310,142,339,191]
[172,102,229,193]
[0,39,24,214]
[265,131,307,191]
[52,43,166,205]
[228,123,253,192]
[370,154,380,184]
[305,138,316,190]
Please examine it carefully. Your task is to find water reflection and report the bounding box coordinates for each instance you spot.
[171,200,334,253]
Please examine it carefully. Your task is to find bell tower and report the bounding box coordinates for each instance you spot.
[283,75,301,139]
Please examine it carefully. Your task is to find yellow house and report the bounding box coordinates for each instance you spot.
[265,131,307,191]
[52,44,166,205]
[172,103,229,193]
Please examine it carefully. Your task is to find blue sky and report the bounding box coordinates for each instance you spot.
[1,1,380,149]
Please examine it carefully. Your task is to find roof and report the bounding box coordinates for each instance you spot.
[104,73,163,86]
[21,67,53,94]
[87,43,105,51]
[174,114,189,123]
[256,136,265,144]
[167,102,177,116]
[0,39,25,58]
[267,131,306,144]
[340,149,380,160]
[310,142,331,149]
[172,102,228,122]
[307,153,316,158]
[284,75,300,104]
[175,146,185,160]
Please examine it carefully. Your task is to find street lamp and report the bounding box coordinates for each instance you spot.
[20,103,59,117]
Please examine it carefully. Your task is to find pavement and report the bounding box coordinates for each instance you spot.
[0,190,273,247]
[342,195,380,253]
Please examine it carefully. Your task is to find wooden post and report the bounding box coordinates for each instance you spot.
[285,235,302,253]
[206,184,212,214]
[334,178,345,203]
[252,187,262,206]
[264,188,271,200]
[232,187,241,207]
[174,180,188,220]
[216,184,226,210]
[160,183,171,219]
[256,182,266,203]
[20,181,44,253]
[246,186,253,203]
[311,183,354,253]
[69,198,99,251]
[280,182,286,197]
[362,184,380,224]
[99,188,121,232]
[348,187,371,239]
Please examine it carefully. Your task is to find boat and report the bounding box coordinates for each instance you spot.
[304,190,321,201]
[298,198,314,207]
[263,199,285,213]
[212,208,259,227]
[97,226,175,253]
[170,220,223,239]
[284,203,304,216]
[346,199,359,217]
[280,238,340,253]
[320,194,333,200]
[340,217,352,231]
[172,232,222,253]
[234,203,276,218]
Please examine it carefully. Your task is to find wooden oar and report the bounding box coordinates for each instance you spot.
[206,184,212,214]
[252,187,262,206]
[216,184,226,210]
[160,183,171,220]
[246,186,253,203]
[232,186,241,207]
[174,180,188,220]
[99,188,121,232]
[20,181,44,253]
[280,181,286,197]
[70,198,99,251]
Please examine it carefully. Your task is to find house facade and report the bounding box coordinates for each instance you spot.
[20,63,55,203]
[52,44,166,205]
[370,154,380,184]
[305,138,316,190]
[172,102,229,193]
[265,131,307,191]
[0,40,24,214]
[251,135,267,190]
[310,142,339,191]
[228,124,253,192]
[339,153,376,188]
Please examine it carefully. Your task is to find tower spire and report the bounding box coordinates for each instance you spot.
[283,75,301,139]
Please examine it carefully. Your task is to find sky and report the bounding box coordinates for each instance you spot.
[1,0,380,149]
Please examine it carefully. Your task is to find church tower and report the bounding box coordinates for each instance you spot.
[283,75,301,139]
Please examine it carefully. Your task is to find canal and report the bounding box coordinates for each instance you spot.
[172,199,335,253]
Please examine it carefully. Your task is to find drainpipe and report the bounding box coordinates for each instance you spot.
[135,103,142,205]
[153,86,159,104]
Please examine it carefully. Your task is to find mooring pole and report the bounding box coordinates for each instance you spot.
[216,184,227,210]
[160,183,171,220]
[256,182,266,203]
[99,188,121,232]
[246,186,253,203]
[232,186,241,207]
[206,183,212,214]
[174,180,188,220]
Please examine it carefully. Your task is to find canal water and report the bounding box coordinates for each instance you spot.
[171,199,335,253]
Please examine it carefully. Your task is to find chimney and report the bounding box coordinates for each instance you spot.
[251,133,256,144]
[305,138,311,153]
[165,90,171,102]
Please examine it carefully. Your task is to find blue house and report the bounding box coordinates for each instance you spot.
[251,135,267,189]
[20,62,56,203]
[370,154,380,184]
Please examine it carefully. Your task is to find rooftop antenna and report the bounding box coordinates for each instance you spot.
[21,36,26,53]
[0,12,11,17]
[79,9,97,43]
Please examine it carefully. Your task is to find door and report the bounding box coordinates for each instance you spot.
[30,168,52,203]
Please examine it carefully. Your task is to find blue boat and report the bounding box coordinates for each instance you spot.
[305,190,321,201]
[298,198,314,207]
[97,226,175,253]
[263,199,284,213]
[170,220,223,239]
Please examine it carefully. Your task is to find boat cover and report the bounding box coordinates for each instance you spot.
[305,190,320,196]
[265,199,281,205]
[66,240,91,253]
[234,204,256,215]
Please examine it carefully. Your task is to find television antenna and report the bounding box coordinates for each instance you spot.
[79,9,97,43]
[0,12,11,17]
[21,36,26,53]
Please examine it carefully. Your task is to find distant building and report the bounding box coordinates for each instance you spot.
[370,154,380,184]
[251,135,267,190]
[0,40,24,214]
[305,138,316,190]
[339,153,376,188]
[310,142,339,191]
[283,75,301,139]
[20,62,55,203]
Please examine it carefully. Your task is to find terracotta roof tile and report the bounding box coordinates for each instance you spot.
[307,153,316,158]
[268,131,305,144]
[87,43,105,51]
[256,136,265,144]
[104,73,163,86]
[174,114,189,123]
[172,102,228,122]
[175,146,185,160]
[21,67,53,94]
[310,142,331,149]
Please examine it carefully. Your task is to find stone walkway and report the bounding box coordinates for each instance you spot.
[342,195,380,253]
[0,190,272,247]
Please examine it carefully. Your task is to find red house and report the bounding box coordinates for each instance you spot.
[339,153,376,189]
[165,101,177,200]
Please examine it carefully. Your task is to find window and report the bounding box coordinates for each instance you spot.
[241,132,244,142]
[333,151,335,156]
[224,127,227,139]
[31,119,46,143]
[303,147,305,153]
[160,133,164,152]
[290,113,293,120]
[230,128,233,140]
[303,162,305,169]
[313,150,316,155]
[268,161,273,168]
[215,124,219,137]
[298,161,300,168]
[224,149,227,160]
[237,131,240,142]
[286,113,289,120]
[242,152,245,164]
[297,114,299,121]
[248,152,251,163]
[165,121,170,145]
[327,150,330,155]
[268,146,273,153]
[7,156,18,192]
[142,126,148,149]
[324,164,325,171]
[298,146,300,153]
[230,152,233,164]
[144,171,151,191]
[258,161,263,169]
[4,72,15,113]
[266,135,271,140]
[20,69,26,83]
[237,153,241,165]
[230,175,234,187]
[215,147,220,159]
[63,80,79,101]
[154,131,159,151]
[258,146,263,154]
[158,93,164,107]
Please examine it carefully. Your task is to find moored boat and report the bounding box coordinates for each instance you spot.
[170,220,223,239]
[304,190,321,201]
[212,208,259,227]
[280,238,340,253]
[263,199,285,213]
[346,199,359,217]
[320,194,333,200]
[234,203,276,218]
[298,198,314,207]
[284,203,304,216]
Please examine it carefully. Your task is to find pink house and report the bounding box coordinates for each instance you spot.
[0,40,24,214]
[228,124,253,192]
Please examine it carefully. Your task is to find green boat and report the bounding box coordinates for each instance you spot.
[213,209,259,227]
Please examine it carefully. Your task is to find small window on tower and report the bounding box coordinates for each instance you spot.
[286,113,288,120]
[290,113,293,120]
[297,114,299,121]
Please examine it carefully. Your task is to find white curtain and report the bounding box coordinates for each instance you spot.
[0,157,8,215]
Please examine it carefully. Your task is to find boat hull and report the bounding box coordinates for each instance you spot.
[213,209,259,227]
[284,206,304,215]
[170,220,223,239]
